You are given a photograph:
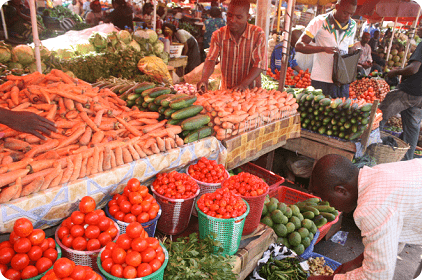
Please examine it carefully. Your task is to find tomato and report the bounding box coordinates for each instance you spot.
[156,251,165,264]
[123,214,137,223]
[123,265,137,279]
[108,199,118,208]
[119,200,132,214]
[101,248,112,262]
[94,209,105,217]
[105,242,117,251]
[145,238,159,250]
[13,218,33,238]
[108,205,120,217]
[149,259,162,272]
[70,265,87,280]
[70,211,85,225]
[70,225,85,238]
[4,269,21,280]
[128,192,143,205]
[57,226,69,240]
[116,234,132,250]
[0,263,7,276]
[28,229,45,246]
[98,232,112,247]
[114,211,125,221]
[53,258,75,278]
[110,264,123,278]
[130,204,143,216]
[84,212,99,226]
[85,225,100,239]
[11,253,30,270]
[61,217,74,229]
[9,231,20,245]
[140,248,156,263]
[21,265,38,279]
[101,258,114,273]
[131,237,147,252]
[126,222,143,239]
[14,237,31,254]
[61,235,74,249]
[125,251,142,267]
[79,196,96,214]
[46,238,54,249]
[97,217,111,231]
[0,240,12,249]
[85,269,102,280]
[137,263,152,277]
[139,185,149,197]
[116,195,128,205]
[0,247,15,264]
[137,212,149,224]
[87,239,101,251]
[127,178,141,192]
[28,246,44,263]
[43,248,58,262]
[105,225,118,239]
[111,247,126,264]
[72,237,87,251]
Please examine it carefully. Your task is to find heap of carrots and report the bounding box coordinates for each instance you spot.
[0,70,184,203]
[196,88,299,141]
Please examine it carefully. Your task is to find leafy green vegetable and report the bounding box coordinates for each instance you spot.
[163,233,236,280]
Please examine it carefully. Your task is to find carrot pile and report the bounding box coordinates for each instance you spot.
[0,70,184,203]
[195,88,299,141]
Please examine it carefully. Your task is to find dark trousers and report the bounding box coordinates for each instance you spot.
[311,80,349,98]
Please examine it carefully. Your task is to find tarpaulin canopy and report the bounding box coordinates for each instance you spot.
[295,0,335,5]
[356,0,421,22]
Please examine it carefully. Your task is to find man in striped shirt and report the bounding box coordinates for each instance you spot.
[197,0,267,91]
[309,154,422,280]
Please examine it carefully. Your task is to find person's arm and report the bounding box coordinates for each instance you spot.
[16,6,31,22]
[292,65,302,72]
[387,60,421,78]
[0,108,57,140]
[182,41,188,56]
[296,34,336,54]
[233,67,263,91]
[197,31,220,92]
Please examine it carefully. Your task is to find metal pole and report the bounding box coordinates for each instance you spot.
[276,0,283,33]
[386,17,397,63]
[278,0,296,91]
[29,0,42,73]
[401,6,421,68]
[1,8,8,40]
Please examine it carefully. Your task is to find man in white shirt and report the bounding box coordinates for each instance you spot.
[352,32,372,76]
[309,154,422,280]
[296,0,357,98]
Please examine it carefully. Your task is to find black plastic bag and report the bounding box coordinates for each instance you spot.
[332,49,361,86]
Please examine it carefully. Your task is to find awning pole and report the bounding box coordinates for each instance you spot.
[401,6,421,68]
[386,17,397,64]
[278,0,296,91]
[29,0,42,73]
[1,8,8,40]
[276,0,283,33]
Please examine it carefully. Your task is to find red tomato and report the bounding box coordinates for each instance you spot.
[137,263,153,277]
[85,225,100,239]
[137,212,149,224]
[48,237,55,248]
[116,195,128,205]
[105,242,117,251]
[14,237,32,254]
[140,248,156,263]
[123,186,131,197]
[85,269,102,280]
[125,251,142,267]
[57,226,69,240]
[101,248,112,262]
[87,239,101,251]
[123,214,137,223]
[43,248,58,262]
[84,212,99,226]
[62,217,74,229]
[139,185,149,197]
[119,201,132,214]
[98,232,112,247]
[11,253,30,270]
[123,265,137,278]
[0,240,12,249]
[61,234,74,249]
[0,263,7,276]
[108,199,118,207]
[97,217,111,231]
[110,264,123,278]
[156,251,165,264]
[127,178,141,192]
[9,231,21,245]
[53,258,75,278]
[13,218,33,238]
[114,211,125,221]
[72,237,87,251]
[21,265,38,279]
[70,211,85,225]
[4,268,21,280]
[146,238,159,250]
[101,258,114,273]
[131,239,148,253]
[94,209,105,217]
[28,229,45,246]
[70,265,87,280]
[149,259,162,272]
[0,247,15,264]
[130,204,143,216]
[126,222,143,239]
[79,196,96,214]
[108,205,120,217]
[128,192,143,205]
[105,225,118,239]
[70,225,85,238]
[111,247,126,264]
[116,234,132,250]
[148,209,158,220]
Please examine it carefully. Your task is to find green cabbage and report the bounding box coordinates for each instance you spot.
[8,62,24,70]
[146,29,158,44]
[89,32,108,50]
[118,30,132,45]
[0,44,11,64]
[107,31,119,47]
[39,45,51,60]
[153,40,164,54]
[28,62,46,73]
[129,40,141,52]
[133,30,149,44]
[12,45,34,66]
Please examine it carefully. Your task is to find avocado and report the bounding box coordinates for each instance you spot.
[273,223,288,237]
[288,231,302,247]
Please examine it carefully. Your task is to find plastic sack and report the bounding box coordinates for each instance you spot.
[332,49,361,86]
[183,63,221,88]
[137,56,173,85]
[286,155,315,178]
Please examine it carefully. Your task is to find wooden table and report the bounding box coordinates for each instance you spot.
[168,56,188,77]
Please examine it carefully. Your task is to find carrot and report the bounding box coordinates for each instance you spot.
[58,97,66,117]
[98,150,104,173]
[4,138,31,152]
[25,139,59,158]
[103,147,112,171]
[91,130,105,144]
[46,104,57,120]
[0,183,20,203]
[40,163,61,191]
[12,177,22,200]
[122,147,133,164]
[175,136,184,147]
[220,114,248,124]
[26,159,57,174]
[0,168,29,189]
[70,153,83,182]
[142,147,153,156]
[51,69,75,85]
[85,156,94,176]
[21,177,44,197]
[55,120,79,129]
[79,127,92,146]
[94,109,106,126]
[10,86,19,106]
[49,169,64,189]
[110,149,117,168]
[127,144,140,161]
[65,110,78,119]
[156,137,166,152]
[21,167,55,186]
[57,126,85,149]
[80,111,100,132]
[165,126,182,139]
[11,102,31,112]
[133,144,147,158]
[150,143,160,154]
[142,120,167,134]
[64,98,75,110]
[60,157,74,184]
[91,147,100,175]
[0,81,15,92]
[144,138,156,149]
[115,117,142,137]
[52,89,89,104]
[165,138,172,151]
[168,137,176,149]
[136,118,159,125]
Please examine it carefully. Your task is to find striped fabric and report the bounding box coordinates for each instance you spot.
[334,159,422,280]
[206,24,267,89]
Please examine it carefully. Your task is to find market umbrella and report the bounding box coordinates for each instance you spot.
[295,0,335,5]
[356,0,420,21]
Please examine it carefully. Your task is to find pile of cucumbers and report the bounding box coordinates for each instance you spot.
[296,90,373,141]
[121,82,213,144]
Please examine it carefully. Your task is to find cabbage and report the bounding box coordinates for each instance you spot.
[28,62,46,73]
[118,30,132,45]
[114,40,127,51]
[39,45,50,60]
[0,42,11,64]
[153,40,164,54]
[146,29,158,44]
[56,49,75,60]
[12,45,34,66]
[89,32,108,50]
[8,62,24,70]
[107,31,119,47]
[133,30,149,44]
[129,40,141,52]
[75,43,95,55]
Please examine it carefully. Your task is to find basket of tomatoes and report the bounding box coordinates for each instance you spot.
[151,171,200,235]
[222,172,269,235]
[55,196,120,272]
[186,157,229,216]
[0,218,61,280]
[97,222,168,280]
[195,188,250,256]
[41,257,103,280]
[106,178,162,237]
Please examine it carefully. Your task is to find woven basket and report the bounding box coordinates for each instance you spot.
[366,131,409,164]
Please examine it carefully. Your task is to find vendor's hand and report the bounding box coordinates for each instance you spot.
[307,276,334,280]
[386,69,399,78]
[233,84,248,92]
[334,259,362,274]
[3,111,57,140]
[324,47,339,54]
[197,81,208,94]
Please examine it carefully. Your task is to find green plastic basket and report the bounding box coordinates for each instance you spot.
[97,243,169,280]
[196,199,250,256]
[28,242,62,280]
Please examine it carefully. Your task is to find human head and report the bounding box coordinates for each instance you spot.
[334,0,357,24]
[373,30,380,39]
[143,3,153,14]
[162,22,177,38]
[90,0,101,13]
[227,0,250,35]
[291,28,304,47]
[112,0,126,8]
[309,154,359,213]
[210,7,222,18]
[361,32,370,45]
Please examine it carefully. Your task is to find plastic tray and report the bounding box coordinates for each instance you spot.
[237,162,285,190]
[306,252,342,271]
[316,214,340,244]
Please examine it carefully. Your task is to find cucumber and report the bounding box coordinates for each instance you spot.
[171,105,203,120]
[184,127,213,144]
[141,101,149,108]
[154,94,174,105]
[313,215,328,228]
[319,212,336,222]
[306,94,314,101]
[305,198,321,204]
[148,102,159,112]
[167,119,182,125]
[169,96,198,110]
[342,98,352,110]
[360,103,372,112]
[127,92,143,101]
[330,99,343,109]
[313,205,335,213]
[161,94,188,107]
[349,131,365,141]
[119,85,135,95]
[134,82,155,94]
[135,96,144,106]
[181,115,211,131]
[314,95,325,103]
[164,108,178,118]
[298,205,319,216]
[158,106,166,115]
[141,87,171,98]
[126,99,136,108]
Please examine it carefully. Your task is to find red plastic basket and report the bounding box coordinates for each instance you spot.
[55,221,120,272]
[241,187,269,235]
[316,214,340,244]
[238,162,285,190]
[151,185,200,235]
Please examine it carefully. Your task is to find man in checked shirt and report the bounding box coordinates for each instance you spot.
[308,154,422,280]
[197,0,267,92]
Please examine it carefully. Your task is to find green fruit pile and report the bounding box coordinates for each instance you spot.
[261,196,339,256]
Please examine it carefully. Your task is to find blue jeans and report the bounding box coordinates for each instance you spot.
[311,80,349,98]
[379,89,422,160]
